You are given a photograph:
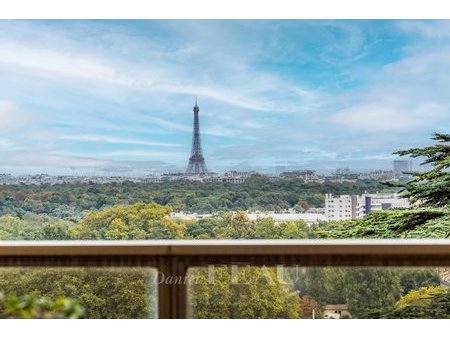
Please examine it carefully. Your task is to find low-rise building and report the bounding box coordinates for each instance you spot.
[366,193,410,213]
[323,304,351,319]
[170,211,325,225]
[246,212,326,225]
[325,192,410,221]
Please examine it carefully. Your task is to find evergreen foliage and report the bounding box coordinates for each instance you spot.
[395,285,448,309]
[387,133,450,208]
[358,289,450,319]
[314,208,450,239]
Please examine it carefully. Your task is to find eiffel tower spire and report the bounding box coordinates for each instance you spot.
[186,98,208,175]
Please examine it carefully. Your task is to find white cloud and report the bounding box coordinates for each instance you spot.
[0,43,132,86]
[331,101,443,132]
[0,40,313,113]
[100,150,187,160]
[2,152,112,168]
[0,100,38,132]
[60,134,181,147]
[145,116,192,133]
[315,21,368,65]
[147,82,273,112]
[396,21,450,39]
[0,138,21,151]
[0,23,322,114]
[330,48,450,133]
[201,126,238,137]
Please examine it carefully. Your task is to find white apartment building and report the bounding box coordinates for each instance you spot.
[325,192,410,221]
[325,194,364,221]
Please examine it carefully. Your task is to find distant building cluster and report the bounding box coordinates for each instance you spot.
[0,151,415,187]
[0,166,414,187]
[325,192,410,221]
[279,170,318,183]
[149,171,258,184]
[358,170,397,181]
[0,172,225,185]
[0,173,155,185]
[0,171,266,186]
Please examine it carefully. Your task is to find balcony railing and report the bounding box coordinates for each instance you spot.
[0,239,449,318]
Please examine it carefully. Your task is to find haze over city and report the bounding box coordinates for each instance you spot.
[0,20,449,175]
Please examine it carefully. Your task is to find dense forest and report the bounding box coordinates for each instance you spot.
[0,176,389,240]
[0,176,388,219]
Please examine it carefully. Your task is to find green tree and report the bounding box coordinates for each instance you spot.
[344,268,401,317]
[254,219,309,239]
[388,133,450,208]
[304,268,328,304]
[279,220,309,239]
[304,267,346,305]
[395,285,448,309]
[222,211,256,239]
[0,215,26,239]
[188,266,301,318]
[399,268,441,295]
[70,203,185,240]
[254,218,278,238]
[358,288,450,318]
[104,218,129,240]
[185,218,226,239]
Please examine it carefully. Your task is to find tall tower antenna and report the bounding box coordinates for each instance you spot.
[186,98,208,175]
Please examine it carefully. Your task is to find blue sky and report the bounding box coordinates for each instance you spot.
[0,20,449,175]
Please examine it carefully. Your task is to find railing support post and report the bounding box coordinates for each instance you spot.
[158,256,188,319]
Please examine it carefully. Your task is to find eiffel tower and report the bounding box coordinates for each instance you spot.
[186,98,208,175]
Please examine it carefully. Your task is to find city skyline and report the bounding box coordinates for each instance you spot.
[0,20,449,175]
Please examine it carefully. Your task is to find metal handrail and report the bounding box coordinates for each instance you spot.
[0,239,449,318]
[0,239,449,255]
